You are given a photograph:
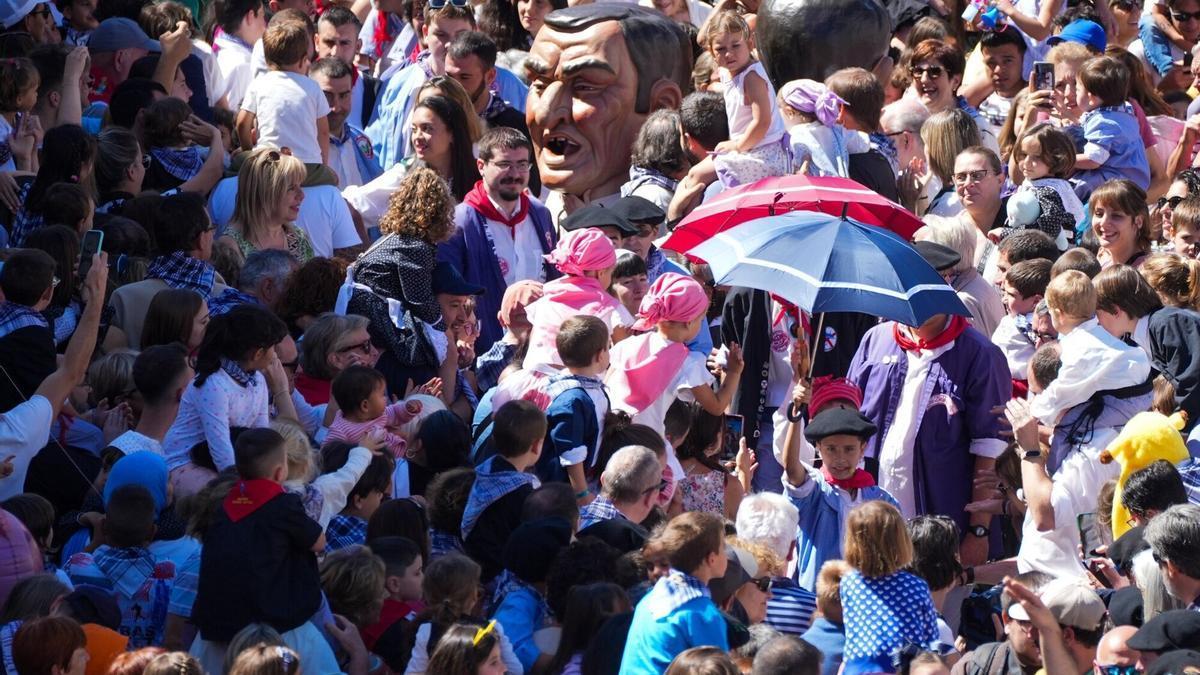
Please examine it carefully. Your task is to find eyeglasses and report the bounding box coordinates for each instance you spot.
[490,160,532,172]
[337,339,374,355]
[428,0,468,8]
[749,577,773,592]
[1033,330,1056,342]
[884,130,908,137]
[280,359,299,371]
[29,5,52,17]
[1157,195,1186,210]
[952,169,993,185]
[910,65,945,79]
[1172,9,1200,21]
[643,478,669,496]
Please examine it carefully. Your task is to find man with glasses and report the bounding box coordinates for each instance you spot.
[441,126,557,356]
[576,445,662,552]
[1005,579,1107,675]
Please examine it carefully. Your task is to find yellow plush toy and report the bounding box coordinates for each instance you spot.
[1100,411,1190,539]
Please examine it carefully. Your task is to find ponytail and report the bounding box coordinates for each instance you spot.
[193,305,287,386]
[26,125,96,216]
[1186,258,1200,309]
[1140,253,1200,310]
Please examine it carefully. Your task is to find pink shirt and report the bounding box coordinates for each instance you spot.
[326,400,419,458]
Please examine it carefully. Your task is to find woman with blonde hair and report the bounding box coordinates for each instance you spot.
[342,167,461,398]
[1140,252,1200,309]
[920,109,981,217]
[222,147,315,264]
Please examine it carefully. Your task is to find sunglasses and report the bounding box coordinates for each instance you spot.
[1093,666,1141,675]
[428,0,469,8]
[910,65,945,79]
[1157,195,1186,210]
[749,577,772,592]
[1172,9,1200,21]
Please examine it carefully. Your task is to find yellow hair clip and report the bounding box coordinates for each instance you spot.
[473,620,497,646]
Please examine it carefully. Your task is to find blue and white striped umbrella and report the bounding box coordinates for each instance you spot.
[690,211,971,327]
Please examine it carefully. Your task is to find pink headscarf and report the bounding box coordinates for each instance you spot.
[633,273,710,331]
[544,229,617,276]
[780,79,846,127]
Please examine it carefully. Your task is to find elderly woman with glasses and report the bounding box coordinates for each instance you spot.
[293,313,379,406]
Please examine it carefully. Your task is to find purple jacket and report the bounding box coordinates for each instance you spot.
[438,199,558,356]
[847,322,1009,533]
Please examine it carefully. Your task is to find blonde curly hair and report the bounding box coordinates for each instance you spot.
[379,167,455,243]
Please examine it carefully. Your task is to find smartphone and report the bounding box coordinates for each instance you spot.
[1033,61,1055,92]
[78,229,104,281]
[720,413,744,461]
[1077,512,1107,558]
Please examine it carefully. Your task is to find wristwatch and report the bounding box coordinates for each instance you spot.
[1022,448,1043,461]
[968,525,990,538]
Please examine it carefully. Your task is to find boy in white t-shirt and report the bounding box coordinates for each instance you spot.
[237,19,330,166]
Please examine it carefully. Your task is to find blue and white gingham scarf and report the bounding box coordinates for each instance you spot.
[461,456,539,539]
[0,302,48,341]
[146,251,215,296]
[578,495,623,531]
[220,358,258,388]
[150,146,207,182]
[644,569,712,619]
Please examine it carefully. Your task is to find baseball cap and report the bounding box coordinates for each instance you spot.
[1046,19,1107,53]
[432,261,484,296]
[1006,578,1106,631]
[0,0,41,30]
[708,545,758,606]
[1128,610,1200,653]
[88,18,161,54]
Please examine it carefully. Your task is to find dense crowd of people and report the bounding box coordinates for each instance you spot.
[3,0,1200,672]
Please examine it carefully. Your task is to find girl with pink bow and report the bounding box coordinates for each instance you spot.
[606,273,745,437]
[778,79,869,178]
[522,228,634,371]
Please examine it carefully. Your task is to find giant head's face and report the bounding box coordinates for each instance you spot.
[755,0,891,86]
[526,6,687,201]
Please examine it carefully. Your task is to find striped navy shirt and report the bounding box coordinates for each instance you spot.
[765,576,818,635]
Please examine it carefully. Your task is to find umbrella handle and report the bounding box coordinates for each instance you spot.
[788,401,807,423]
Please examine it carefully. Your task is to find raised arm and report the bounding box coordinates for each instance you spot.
[36,253,108,419]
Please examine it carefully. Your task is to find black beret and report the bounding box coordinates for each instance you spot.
[610,196,666,225]
[804,407,878,443]
[1128,610,1200,653]
[913,240,962,272]
[560,204,639,235]
[1147,649,1200,675]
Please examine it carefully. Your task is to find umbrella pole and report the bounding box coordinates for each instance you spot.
[789,312,826,424]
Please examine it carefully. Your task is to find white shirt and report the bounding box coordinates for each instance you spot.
[878,341,955,518]
[1017,434,1120,580]
[0,117,14,173]
[108,430,163,457]
[992,314,1036,380]
[213,32,255,110]
[474,201,543,285]
[609,333,714,437]
[328,126,366,190]
[766,299,796,408]
[240,71,331,164]
[0,396,54,501]
[1029,318,1151,426]
[209,176,360,258]
[162,369,270,472]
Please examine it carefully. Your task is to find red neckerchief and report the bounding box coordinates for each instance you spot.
[892,315,969,352]
[223,479,284,522]
[464,180,530,231]
[361,598,422,649]
[822,466,876,490]
[770,293,801,328]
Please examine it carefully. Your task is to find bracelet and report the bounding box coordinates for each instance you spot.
[961,566,976,586]
[574,489,590,500]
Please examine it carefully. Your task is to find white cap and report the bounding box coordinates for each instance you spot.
[0,0,41,30]
[1007,578,1106,632]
